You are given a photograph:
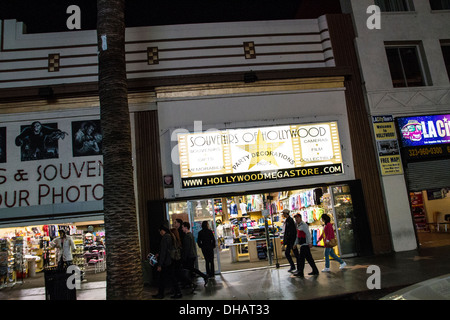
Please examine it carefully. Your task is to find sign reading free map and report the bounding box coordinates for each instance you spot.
[177,122,343,188]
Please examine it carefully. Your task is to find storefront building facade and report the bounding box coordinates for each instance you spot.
[341,0,450,251]
[157,83,374,271]
[1,13,391,280]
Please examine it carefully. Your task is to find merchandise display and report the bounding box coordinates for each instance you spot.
[0,222,106,288]
[167,183,355,272]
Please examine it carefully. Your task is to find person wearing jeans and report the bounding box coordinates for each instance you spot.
[318,213,346,272]
[324,247,345,270]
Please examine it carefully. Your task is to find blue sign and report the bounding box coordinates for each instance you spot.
[397,114,450,147]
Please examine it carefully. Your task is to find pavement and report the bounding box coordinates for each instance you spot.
[1,244,449,301]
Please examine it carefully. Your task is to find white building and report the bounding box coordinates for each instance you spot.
[341,0,450,251]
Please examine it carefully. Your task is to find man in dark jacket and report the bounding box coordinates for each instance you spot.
[152,224,182,299]
[181,222,209,286]
[282,209,299,272]
[197,221,216,278]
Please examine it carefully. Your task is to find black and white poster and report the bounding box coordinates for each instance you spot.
[15,121,68,161]
[71,120,103,157]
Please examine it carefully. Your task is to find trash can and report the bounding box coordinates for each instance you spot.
[44,267,77,300]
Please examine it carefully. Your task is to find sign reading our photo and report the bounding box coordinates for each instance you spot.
[0,118,103,210]
[177,122,343,188]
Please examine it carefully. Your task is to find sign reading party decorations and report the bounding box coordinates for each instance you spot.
[177,122,343,188]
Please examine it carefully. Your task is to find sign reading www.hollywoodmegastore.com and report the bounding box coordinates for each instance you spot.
[177,122,343,188]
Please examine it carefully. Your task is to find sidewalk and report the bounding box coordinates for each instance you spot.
[1,245,449,300]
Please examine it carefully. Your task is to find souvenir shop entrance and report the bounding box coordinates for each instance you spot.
[0,219,106,290]
[167,182,366,274]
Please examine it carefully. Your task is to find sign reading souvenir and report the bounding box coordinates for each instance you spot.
[0,118,103,210]
[177,122,343,188]
[372,115,403,175]
[397,114,450,161]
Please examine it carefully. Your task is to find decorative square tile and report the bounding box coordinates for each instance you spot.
[147,47,159,65]
[48,53,60,72]
[243,42,256,59]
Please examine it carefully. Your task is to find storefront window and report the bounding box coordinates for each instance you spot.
[166,183,359,273]
[332,185,357,256]
[167,201,189,227]
[0,222,105,288]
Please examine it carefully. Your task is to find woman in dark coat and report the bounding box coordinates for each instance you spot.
[197,221,216,278]
[152,225,182,299]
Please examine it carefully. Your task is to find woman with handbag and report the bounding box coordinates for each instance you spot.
[318,214,347,272]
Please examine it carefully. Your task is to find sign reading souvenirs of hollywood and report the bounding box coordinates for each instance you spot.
[177,122,343,188]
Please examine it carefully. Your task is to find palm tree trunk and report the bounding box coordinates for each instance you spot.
[97,0,143,300]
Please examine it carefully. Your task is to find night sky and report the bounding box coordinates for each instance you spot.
[0,0,341,33]
[0,0,299,33]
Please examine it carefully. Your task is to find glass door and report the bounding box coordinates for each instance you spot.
[188,199,221,275]
[331,184,357,257]
[167,199,221,275]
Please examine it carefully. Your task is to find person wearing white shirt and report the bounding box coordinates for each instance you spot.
[51,229,76,268]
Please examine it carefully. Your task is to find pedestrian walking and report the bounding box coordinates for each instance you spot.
[282,209,299,273]
[293,214,319,277]
[318,213,346,272]
[181,221,209,286]
[152,224,182,299]
[197,221,216,278]
[171,227,198,293]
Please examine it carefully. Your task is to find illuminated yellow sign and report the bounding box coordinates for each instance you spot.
[177,122,343,188]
